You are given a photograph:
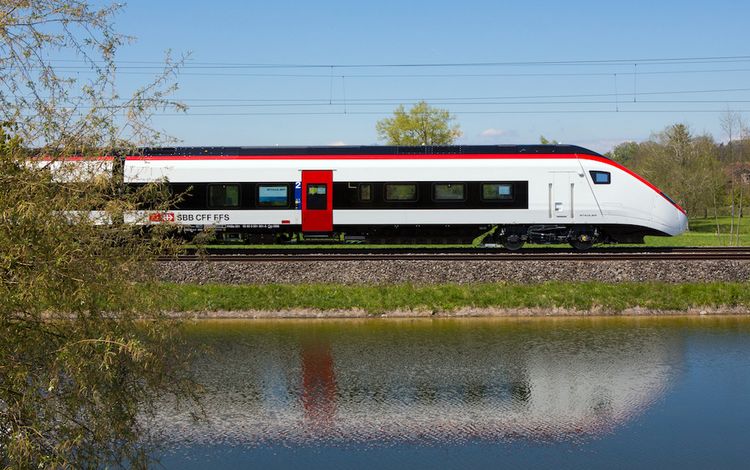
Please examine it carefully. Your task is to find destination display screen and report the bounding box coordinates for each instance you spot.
[258,185,289,207]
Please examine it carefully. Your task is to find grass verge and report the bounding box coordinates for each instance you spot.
[159,282,750,314]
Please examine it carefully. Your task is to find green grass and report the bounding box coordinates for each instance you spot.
[159,282,750,314]
[659,216,750,247]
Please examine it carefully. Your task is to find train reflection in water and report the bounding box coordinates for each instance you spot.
[156,319,683,447]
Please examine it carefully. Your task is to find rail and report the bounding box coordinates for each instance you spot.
[159,246,750,262]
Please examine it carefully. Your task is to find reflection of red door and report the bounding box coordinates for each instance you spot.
[301,170,333,232]
[301,342,336,425]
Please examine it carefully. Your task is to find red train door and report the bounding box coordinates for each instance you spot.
[301,170,333,232]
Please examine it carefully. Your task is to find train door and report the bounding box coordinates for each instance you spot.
[301,170,333,232]
[551,172,574,219]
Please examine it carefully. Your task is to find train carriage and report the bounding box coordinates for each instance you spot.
[123,145,688,249]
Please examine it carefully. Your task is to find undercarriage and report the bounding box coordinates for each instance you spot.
[181,223,663,251]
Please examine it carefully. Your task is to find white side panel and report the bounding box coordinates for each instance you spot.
[552,172,572,219]
[41,159,113,182]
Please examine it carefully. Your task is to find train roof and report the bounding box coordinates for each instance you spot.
[138,144,606,158]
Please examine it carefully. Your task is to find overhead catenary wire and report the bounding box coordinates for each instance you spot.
[14,54,750,121]
[36,54,750,69]
[37,67,750,79]
[51,100,750,110]
[140,109,750,116]
[41,86,750,106]
[20,108,750,118]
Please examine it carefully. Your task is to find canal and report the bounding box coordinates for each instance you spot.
[156,317,750,469]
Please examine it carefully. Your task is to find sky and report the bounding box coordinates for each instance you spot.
[87,0,750,152]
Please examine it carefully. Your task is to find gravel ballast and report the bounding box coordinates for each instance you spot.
[158,259,750,285]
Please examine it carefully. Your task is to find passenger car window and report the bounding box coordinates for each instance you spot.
[385,183,417,201]
[359,183,372,202]
[590,171,611,184]
[306,184,328,210]
[257,184,289,207]
[481,183,513,200]
[434,183,466,201]
[208,184,240,208]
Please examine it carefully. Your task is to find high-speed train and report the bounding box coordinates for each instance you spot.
[123,145,688,249]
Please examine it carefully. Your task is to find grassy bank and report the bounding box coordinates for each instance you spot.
[159,282,750,314]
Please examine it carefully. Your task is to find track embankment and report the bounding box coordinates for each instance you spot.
[158,248,750,284]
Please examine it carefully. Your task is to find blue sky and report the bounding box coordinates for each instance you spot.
[100,0,750,152]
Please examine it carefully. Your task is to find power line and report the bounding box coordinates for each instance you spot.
[23,107,750,118]
[40,54,750,69]
[105,86,750,103]
[62,99,750,109]
[146,109,750,116]
[51,66,750,79]
[29,86,750,107]
[28,86,750,112]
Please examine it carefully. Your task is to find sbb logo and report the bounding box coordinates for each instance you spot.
[148,212,175,223]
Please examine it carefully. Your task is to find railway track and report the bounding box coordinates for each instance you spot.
[161,246,750,262]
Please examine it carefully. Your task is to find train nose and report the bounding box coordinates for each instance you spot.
[677,209,688,234]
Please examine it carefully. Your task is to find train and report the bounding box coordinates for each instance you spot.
[120,144,687,250]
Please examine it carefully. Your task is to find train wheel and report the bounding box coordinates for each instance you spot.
[569,233,595,251]
[502,234,525,251]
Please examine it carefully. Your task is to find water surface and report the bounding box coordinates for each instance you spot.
[156,317,750,469]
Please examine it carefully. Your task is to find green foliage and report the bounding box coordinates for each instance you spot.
[603,121,750,247]
[607,141,639,167]
[376,101,462,145]
[539,135,559,145]
[608,124,729,221]
[0,0,186,149]
[0,126,196,468]
[0,1,195,468]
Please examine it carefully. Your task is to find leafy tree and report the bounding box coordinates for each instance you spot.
[0,1,195,468]
[376,101,461,145]
[0,0,185,149]
[608,141,640,168]
[539,135,559,145]
[635,124,724,218]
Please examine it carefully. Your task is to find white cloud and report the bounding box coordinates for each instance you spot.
[479,128,516,138]
[328,140,347,146]
[479,127,518,140]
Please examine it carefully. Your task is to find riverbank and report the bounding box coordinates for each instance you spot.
[169,306,750,319]
[158,281,750,317]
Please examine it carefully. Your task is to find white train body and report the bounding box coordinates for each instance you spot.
[123,145,687,247]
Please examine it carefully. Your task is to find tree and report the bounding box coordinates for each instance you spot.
[608,141,640,168]
[636,124,724,219]
[539,135,559,145]
[0,0,185,149]
[720,110,748,245]
[0,2,195,468]
[376,101,461,145]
